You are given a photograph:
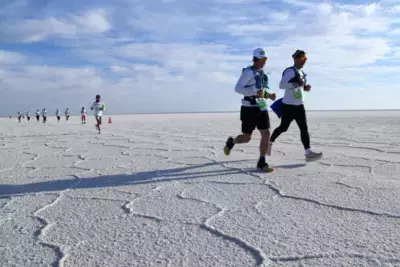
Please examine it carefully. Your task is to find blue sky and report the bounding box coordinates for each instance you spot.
[1,0,400,115]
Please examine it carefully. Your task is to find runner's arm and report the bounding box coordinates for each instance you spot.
[279,68,296,90]
[235,69,257,96]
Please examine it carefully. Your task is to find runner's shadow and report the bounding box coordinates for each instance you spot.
[274,163,306,169]
[0,160,254,197]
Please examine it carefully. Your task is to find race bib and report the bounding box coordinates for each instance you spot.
[294,88,304,100]
[256,98,268,111]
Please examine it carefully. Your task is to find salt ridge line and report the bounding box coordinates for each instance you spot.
[32,194,67,267]
[263,180,400,219]
[269,251,400,264]
[122,178,270,266]
[30,163,86,267]
[317,161,374,174]
[208,158,400,219]
[180,188,272,266]
[178,186,271,266]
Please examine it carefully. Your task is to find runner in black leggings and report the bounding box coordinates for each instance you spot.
[268,50,322,162]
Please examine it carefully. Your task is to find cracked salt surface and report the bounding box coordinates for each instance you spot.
[1,111,400,267]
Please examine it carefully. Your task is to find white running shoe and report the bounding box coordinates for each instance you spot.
[305,151,323,162]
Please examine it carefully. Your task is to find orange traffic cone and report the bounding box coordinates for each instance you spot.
[108,117,112,124]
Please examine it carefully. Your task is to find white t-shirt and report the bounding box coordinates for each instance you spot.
[280,67,307,106]
[91,102,105,116]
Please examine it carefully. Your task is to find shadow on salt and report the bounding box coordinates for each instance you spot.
[0,160,306,197]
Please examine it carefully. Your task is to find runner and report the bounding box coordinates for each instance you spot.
[55,109,61,123]
[223,48,276,172]
[269,50,322,162]
[36,110,40,122]
[90,95,105,134]
[81,107,87,124]
[65,108,70,121]
[26,111,31,122]
[42,108,47,123]
[17,112,22,123]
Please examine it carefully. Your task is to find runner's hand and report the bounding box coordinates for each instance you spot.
[256,89,265,98]
[269,93,276,101]
[304,85,311,91]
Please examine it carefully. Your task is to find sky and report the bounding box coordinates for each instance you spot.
[1,0,400,115]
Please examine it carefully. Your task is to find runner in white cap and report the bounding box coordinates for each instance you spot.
[223,47,276,172]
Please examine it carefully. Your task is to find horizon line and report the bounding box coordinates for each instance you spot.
[4,108,400,117]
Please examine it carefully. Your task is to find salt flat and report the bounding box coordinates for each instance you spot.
[0,111,400,267]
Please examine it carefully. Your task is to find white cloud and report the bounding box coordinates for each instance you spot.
[71,9,111,33]
[0,51,26,64]
[389,5,400,12]
[110,65,131,73]
[2,9,111,43]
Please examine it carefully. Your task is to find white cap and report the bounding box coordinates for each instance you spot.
[253,48,267,59]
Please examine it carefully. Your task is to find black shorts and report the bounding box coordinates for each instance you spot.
[240,106,270,134]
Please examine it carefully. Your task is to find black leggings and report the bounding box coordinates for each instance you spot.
[270,103,310,150]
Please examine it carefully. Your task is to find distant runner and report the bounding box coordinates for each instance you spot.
[42,108,47,123]
[65,108,70,121]
[26,111,31,122]
[36,110,40,122]
[17,112,22,123]
[90,95,105,134]
[55,109,61,123]
[223,48,276,172]
[81,107,87,124]
[269,50,322,162]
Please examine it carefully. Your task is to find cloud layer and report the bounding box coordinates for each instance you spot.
[1,0,400,115]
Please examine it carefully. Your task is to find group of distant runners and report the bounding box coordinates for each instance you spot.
[15,95,106,134]
[14,50,322,162]
[224,48,323,172]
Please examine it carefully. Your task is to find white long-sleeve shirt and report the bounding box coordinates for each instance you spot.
[235,67,268,107]
[280,66,307,106]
